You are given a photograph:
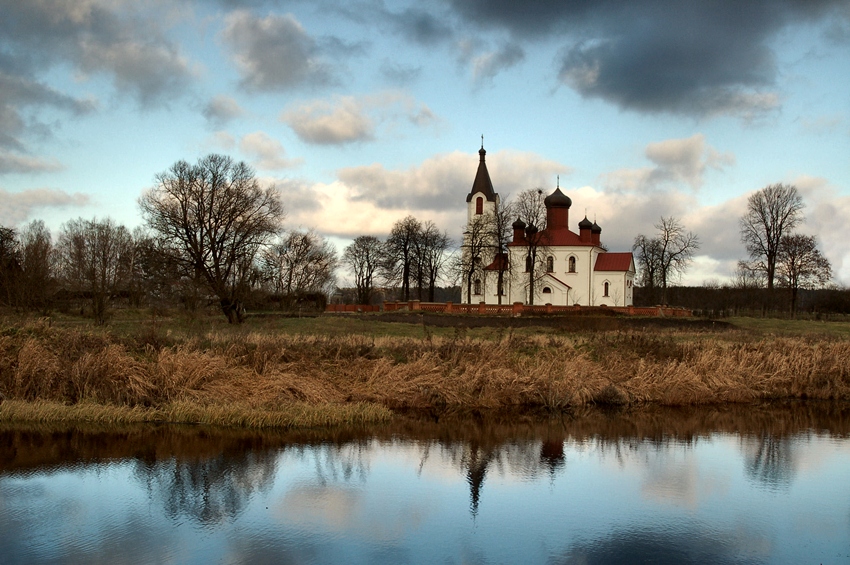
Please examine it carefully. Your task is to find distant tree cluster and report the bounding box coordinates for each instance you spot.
[341,216,452,306]
[0,155,335,323]
[1,153,458,323]
[737,183,832,316]
[630,183,833,317]
[633,216,700,305]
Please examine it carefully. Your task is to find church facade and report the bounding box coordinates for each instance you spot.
[461,145,635,307]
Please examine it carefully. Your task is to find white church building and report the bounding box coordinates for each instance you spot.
[462,145,635,307]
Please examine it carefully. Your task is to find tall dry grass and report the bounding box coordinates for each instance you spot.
[1,319,849,427]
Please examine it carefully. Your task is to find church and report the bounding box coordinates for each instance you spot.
[461,145,635,307]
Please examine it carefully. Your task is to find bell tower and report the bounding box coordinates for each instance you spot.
[466,137,499,222]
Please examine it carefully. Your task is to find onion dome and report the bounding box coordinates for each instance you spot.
[544,187,572,208]
[512,217,527,230]
[591,221,602,234]
[578,216,593,230]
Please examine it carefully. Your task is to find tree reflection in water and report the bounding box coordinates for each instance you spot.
[133,450,279,525]
[740,434,797,489]
[1,402,847,525]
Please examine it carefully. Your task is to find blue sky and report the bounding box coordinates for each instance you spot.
[2,0,849,285]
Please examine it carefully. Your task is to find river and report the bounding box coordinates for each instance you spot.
[2,403,849,564]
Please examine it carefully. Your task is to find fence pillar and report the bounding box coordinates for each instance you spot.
[445,301,453,313]
[546,303,553,314]
[478,301,486,314]
[410,300,421,311]
[512,302,523,316]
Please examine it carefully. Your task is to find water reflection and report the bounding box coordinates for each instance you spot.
[134,450,279,525]
[741,434,797,489]
[2,403,850,564]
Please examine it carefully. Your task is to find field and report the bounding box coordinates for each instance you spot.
[1,310,849,429]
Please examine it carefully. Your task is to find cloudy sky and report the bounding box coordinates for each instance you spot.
[2,0,849,285]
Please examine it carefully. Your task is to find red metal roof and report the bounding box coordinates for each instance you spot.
[508,226,595,247]
[594,252,634,272]
[484,253,509,271]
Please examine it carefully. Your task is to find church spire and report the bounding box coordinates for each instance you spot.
[467,138,498,203]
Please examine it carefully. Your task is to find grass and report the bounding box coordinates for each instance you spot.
[1,311,849,430]
[0,399,392,429]
[727,316,850,338]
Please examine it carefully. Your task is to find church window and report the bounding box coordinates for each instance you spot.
[603,282,610,297]
[568,256,576,273]
[546,256,554,273]
[476,197,483,215]
[473,279,481,295]
[542,287,552,294]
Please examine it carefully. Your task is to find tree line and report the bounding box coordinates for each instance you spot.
[0,155,840,322]
[0,154,457,323]
[633,183,832,316]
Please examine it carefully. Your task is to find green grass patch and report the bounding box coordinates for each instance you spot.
[0,399,393,430]
[727,317,850,338]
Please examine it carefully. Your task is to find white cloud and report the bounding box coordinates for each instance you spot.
[0,188,90,226]
[794,175,850,286]
[283,96,374,145]
[0,152,64,174]
[603,134,735,192]
[282,91,439,145]
[239,132,302,171]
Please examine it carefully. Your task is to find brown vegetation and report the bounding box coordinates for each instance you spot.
[1,317,849,430]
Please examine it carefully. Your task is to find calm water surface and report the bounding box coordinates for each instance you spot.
[2,404,849,564]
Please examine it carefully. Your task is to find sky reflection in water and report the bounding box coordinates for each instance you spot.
[1,407,849,564]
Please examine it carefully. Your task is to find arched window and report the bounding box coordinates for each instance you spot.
[473,279,482,295]
[568,256,576,273]
[546,256,554,273]
[475,197,483,215]
[603,282,610,297]
[542,287,552,294]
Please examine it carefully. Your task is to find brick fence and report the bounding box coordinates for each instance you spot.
[327,301,691,317]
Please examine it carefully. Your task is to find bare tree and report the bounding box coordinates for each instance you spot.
[459,213,492,304]
[18,220,55,312]
[632,234,663,291]
[733,260,765,289]
[633,216,699,304]
[139,154,284,323]
[515,188,550,305]
[0,226,21,306]
[343,236,382,305]
[740,183,804,290]
[57,217,133,324]
[382,216,421,301]
[262,229,338,299]
[490,199,515,304]
[776,234,831,316]
[416,221,451,302]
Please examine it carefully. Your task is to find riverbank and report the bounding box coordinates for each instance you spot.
[1,315,849,429]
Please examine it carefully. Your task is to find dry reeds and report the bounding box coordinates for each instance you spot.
[1,320,849,429]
